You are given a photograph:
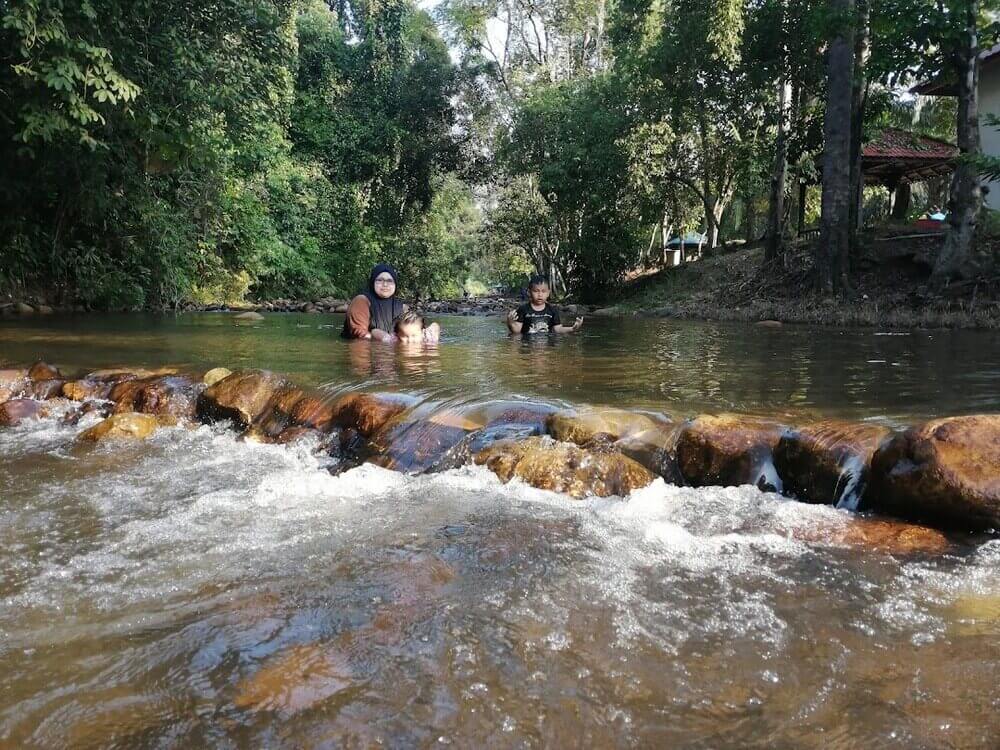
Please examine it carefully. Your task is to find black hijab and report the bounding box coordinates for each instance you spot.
[363,263,404,333]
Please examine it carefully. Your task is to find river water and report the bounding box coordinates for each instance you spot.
[1,312,999,747]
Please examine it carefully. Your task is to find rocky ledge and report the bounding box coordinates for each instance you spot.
[1,362,997,540]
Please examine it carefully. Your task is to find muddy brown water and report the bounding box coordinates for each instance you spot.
[1,312,999,747]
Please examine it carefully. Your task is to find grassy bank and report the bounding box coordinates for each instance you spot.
[615,239,1000,329]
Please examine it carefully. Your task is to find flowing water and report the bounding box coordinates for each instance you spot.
[2,312,999,748]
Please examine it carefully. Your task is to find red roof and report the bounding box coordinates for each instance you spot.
[862,128,957,161]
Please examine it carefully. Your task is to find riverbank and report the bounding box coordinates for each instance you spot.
[616,240,1000,329]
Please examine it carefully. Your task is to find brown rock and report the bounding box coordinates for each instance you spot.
[475,436,656,498]
[234,311,265,322]
[0,399,47,427]
[23,378,66,400]
[28,361,61,380]
[674,414,784,491]
[370,420,472,472]
[203,367,232,387]
[234,643,353,713]
[78,413,161,441]
[250,387,307,439]
[791,516,953,556]
[774,421,890,508]
[61,400,113,426]
[0,368,29,402]
[289,393,337,431]
[329,392,413,437]
[866,415,1000,530]
[197,370,291,428]
[547,407,666,445]
[15,302,34,315]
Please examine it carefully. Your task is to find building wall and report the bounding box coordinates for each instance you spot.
[981,63,1000,210]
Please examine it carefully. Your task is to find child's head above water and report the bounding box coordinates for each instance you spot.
[394,311,424,343]
[528,274,550,307]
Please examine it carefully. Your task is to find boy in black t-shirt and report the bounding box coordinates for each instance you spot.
[506,275,584,335]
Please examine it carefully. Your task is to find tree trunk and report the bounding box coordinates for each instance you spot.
[890,181,911,221]
[765,76,791,263]
[933,0,982,284]
[847,0,870,259]
[744,196,756,245]
[816,0,856,293]
[797,181,807,235]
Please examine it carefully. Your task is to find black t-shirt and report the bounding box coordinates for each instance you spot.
[515,303,561,334]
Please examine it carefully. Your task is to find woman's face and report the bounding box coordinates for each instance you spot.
[373,273,396,299]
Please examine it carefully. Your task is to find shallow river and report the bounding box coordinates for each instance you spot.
[1,312,999,747]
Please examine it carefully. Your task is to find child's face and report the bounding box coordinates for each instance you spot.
[529,283,550,306]
[396,320,423,343]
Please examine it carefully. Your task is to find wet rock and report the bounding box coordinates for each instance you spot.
[15,302,34,315]
[61,399,113,426]
[197,370,291,428]
[774,421,890,508]
[0,399,47,427]
[546,407,666,445]
[0,368,29,401]
[22,378,66,400]
[475,436,656,498]
[289,393,338,431]
[791,515,953,556]
[36,304,54,315]
[866,415,1000,530]
[249,387,307,439]
[234,311,265,322]
[134,375,205,419]
[234,642,353,714]
[674,414,784,491]
[427,423,542,473]
[329,392,413,437]
[78,413,162,441]
[756,320,783,327]
[203,367,232,386]
[370,420,472,472]
[28,360,61,380]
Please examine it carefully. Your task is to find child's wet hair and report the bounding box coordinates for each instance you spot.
[394,310,423,333]
[528,274,549,289]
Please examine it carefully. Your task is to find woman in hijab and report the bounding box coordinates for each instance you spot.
[341,263,440,342]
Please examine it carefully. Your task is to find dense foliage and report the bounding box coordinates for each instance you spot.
[1,0,467,306]
[1,0,996,306]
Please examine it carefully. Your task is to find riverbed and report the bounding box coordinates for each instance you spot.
[2,312,999,747]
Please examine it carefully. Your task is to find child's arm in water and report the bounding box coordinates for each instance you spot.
[553,316,584,334]
[506,309,524,334]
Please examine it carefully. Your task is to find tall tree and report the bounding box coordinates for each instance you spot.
[816,0,856,293]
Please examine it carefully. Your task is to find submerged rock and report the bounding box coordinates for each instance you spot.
[790,515,953,555]
[197,370,291,428]
[427,423,544,473]
[0,399,47,427]
[475,436,656,498]
[289,393,338,431]
[234,643,353,714]
[546,407,667,445]
[370,419,473,472]
[866,415,1000,530]
[329,392,413,437]
[674,414,784,491]
[78,413,163,441]
[203,367,232,386]
[0,368,28,402]
[22,378,66,400]
[247,386,307,439]
[28,361,61,381]
[109,375,204,420]
[234,311,265,322]
[774,421,890,508]
[61,399,113,426]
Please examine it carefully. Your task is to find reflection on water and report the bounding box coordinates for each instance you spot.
[2,311,1000,421]
[2,312,1000,747]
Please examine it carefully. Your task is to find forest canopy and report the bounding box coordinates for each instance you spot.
[1,0,996,306]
